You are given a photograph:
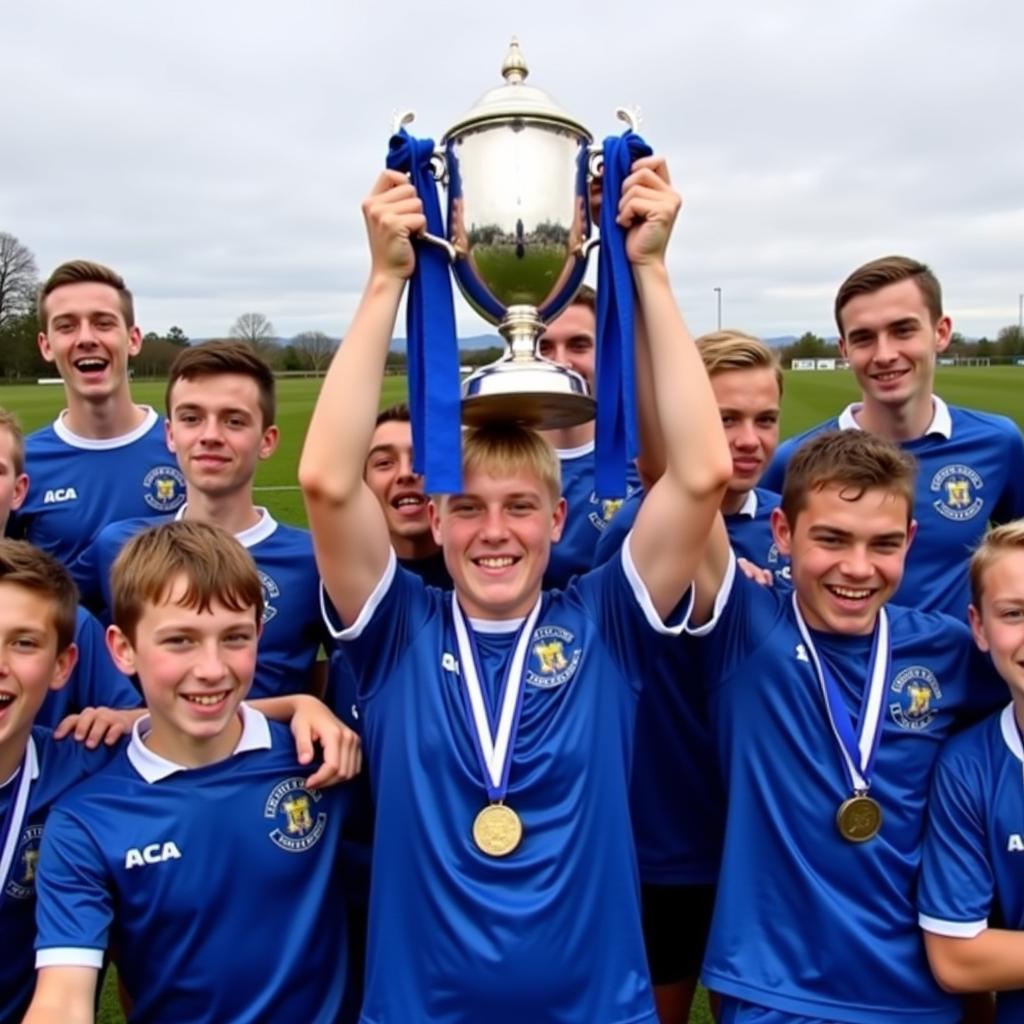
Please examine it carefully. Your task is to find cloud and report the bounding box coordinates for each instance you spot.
[3,0,1022,340]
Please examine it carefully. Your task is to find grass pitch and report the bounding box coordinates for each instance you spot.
[1,365,1019,1024]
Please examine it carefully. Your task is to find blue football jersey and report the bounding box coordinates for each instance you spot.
[0,729,118,1023]
[322,544,688,1023]
[762,399,1024,619]
[34,707,351,1024]
[621,488,791,887]
[14,408,184,578]
[77,508,327,699]
[36,607,140,729]
[692,560,1005,1023]
[919,704,1024,1023]
[544,441,640,589]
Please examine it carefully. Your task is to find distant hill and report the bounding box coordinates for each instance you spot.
[390,334,501,352]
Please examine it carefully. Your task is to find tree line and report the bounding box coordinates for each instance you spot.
[4,230,1021,381]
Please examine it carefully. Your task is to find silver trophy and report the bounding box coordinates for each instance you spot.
[398,38,637,429]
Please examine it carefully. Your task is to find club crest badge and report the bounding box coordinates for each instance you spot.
[930,464,984,522]
[4,824,43,901]
[526,625,582,690]
[265,778,326,853]
[889,665,942,731]
[143,465,186,512]
[258,571,280,623]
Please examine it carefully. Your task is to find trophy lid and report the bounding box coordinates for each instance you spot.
[443,38,592,140]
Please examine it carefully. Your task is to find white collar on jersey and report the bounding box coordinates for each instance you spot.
[554,438,595,460]
[173,505,278,548]
[0,736,40,789]
[1000,703,1024,764]
[732,489,758,518]
[52,405,159,450]
[837,395,953,439]
[127,703,272,783]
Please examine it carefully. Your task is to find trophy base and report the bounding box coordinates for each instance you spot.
[461,360,595,430]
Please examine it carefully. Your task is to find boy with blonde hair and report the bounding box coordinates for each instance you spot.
[27,520,355,1024]
[300,158,732,1022]
[918,521,1024,1019]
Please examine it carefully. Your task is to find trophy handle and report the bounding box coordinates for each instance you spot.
[582,237,601,259]
[419,231,457,262]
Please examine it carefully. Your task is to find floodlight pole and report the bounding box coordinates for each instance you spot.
[1018,293,1022,337]
[714,287,722,331]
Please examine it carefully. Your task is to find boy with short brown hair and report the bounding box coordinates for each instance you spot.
[0,539,115,1022]
[27,520,354,1024]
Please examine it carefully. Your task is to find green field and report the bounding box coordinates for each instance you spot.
[2,365,1020,1024]
[3,366,1021,532]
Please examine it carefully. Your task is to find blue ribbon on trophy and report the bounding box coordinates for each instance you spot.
[385,40,654,499]
[386,126,463,494]
[595,129,653,497]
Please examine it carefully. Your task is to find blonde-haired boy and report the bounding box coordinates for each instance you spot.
[918,521,1024,1018]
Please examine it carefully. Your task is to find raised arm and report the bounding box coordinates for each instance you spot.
[299,171,424,625]
[623,158,733,619]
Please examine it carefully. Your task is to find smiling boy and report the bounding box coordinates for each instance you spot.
[762,256,1024,620]
[26,520,354,1024]
[917,521,1024,1020]
[0,408,140,730]
[0,539,117,1022]
[75,341,329,699]
[300,160,731,1022]
[688,429,1006,1023]
[14,261,184,577]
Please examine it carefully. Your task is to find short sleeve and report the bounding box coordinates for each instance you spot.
[685,559,784,690]
[917,748,992,938]
[34,807,113,967]
[320,551,434,700]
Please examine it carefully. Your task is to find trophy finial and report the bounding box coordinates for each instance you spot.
[502,37,528,84]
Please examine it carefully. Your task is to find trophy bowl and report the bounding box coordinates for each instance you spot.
[404,39,604,429]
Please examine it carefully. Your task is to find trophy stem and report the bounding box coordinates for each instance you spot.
[498,304,545,362]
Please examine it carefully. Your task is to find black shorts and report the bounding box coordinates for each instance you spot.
[640,882,717,986]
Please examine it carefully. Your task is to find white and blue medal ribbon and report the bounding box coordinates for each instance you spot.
[792,594,890,796]
[451,593,542,803]
[0,738,37,912]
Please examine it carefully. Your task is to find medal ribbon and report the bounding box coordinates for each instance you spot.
[0,738,37,912]
[594,128,652,498]
[451,593,542,801]
[792,595,890,794]
[386,127,463,494]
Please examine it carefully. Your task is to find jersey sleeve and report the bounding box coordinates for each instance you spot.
[917,744,991,938]
[319,548,432,700]
[685,551,784,689]
[991,419,1024,525]
[33,806,112,969]
[571,532,692,687]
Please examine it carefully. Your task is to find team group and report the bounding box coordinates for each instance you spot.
[3,156,1024,1024]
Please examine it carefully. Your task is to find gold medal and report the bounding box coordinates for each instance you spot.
[836,794,882,843]
[472,803,523,857]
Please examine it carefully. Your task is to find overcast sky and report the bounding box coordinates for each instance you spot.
[3,0,1022,341]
